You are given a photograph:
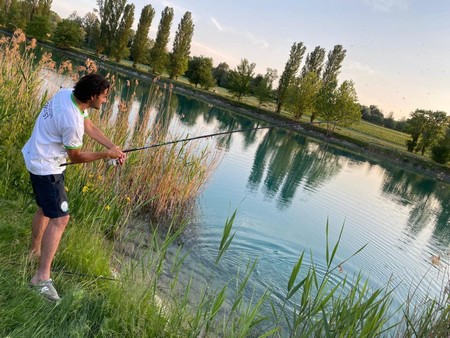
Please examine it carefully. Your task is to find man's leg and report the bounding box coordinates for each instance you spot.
[30,207,50,257]
[30,215,69,284]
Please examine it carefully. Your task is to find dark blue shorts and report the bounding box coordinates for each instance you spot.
[29,172,69,218]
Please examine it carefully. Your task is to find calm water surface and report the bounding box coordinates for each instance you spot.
[41,53,450,323]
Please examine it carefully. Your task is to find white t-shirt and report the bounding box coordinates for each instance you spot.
[22,88,89,175]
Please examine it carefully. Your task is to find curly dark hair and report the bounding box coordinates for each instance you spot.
[73,74,110,103]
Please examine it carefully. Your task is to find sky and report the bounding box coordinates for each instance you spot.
[51,0,450,120]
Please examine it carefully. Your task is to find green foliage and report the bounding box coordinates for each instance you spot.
[316,80,361,133]
[361,104,385,125]
[53,19,85,49]
[148,6,173,73]
[111,3,134,62]
[168,11,194,79]
[253,68,277,108]
[96,0,127,55]
[406,109,449,155]
[286,71,322,120]
[227,58,256,102]
[26,14,50,40]
[0,30,46,196]
[82,12,101,49]
[431,126,450,164]
[276,42,306,113]
[301,45,326,78]
[4,0,28,30]
[185,55,216,89]
[215,210,236,264]
[212,62,230,88]
[322,44,346,85]
[131,4,155,67]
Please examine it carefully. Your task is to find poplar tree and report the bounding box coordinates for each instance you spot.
[131,4,155,67]
[111,3,134,62]
[168,11,194,80]
[96,0,126,55]
[322,44,346,85]
[83,12,101,49]
[275,42,306,113]
[148,6,174,74]
[301,46,326,78]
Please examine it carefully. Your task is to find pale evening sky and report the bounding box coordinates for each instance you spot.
[51,0,450,120]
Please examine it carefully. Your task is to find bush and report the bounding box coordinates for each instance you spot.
[431,144,450,164]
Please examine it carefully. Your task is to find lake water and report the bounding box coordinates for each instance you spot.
[41,50,450,327]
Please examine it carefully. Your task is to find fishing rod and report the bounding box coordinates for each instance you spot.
[61,119,327,167]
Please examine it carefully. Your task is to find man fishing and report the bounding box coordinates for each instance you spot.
[22,73,126,301]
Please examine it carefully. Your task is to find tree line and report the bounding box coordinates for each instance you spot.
[1,0,448,163]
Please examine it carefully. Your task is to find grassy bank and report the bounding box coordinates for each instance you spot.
[2,30,450,337]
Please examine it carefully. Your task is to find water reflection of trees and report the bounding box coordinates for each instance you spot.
[131,86,450,244]
[248,129,343,209]
[381,168,450,247]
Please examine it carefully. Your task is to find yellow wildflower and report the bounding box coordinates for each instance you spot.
[65,186,69,192]
[105,205,110,211]
[125,196,131,203]
[82,186,89,193]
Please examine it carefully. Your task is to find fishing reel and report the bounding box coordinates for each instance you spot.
[106,157,124,166]
[106,159,119,166]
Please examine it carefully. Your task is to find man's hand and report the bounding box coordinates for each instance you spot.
[106,146,126,165]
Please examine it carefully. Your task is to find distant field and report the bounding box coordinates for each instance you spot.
[345,121,409,148]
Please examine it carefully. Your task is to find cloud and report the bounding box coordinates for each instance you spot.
[210,17,225,32]
[245,32,269,49]
[345,61,376,75]
[210,17,269,49]
[363,0,411,11]
[191,41,240,66]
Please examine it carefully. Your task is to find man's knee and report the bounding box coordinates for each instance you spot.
[52,215,70,229]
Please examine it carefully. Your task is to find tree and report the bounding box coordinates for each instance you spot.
[26,14,50,40]
[212,62,230,88]
[405,109,430,152]
[131,4,155,67]
[431,125,450,164]
[301,46,326,78]
[53,19,84,49]
[111,3,134,62]
[185,56,216,89]
[5,0,29,30]
[383,112,396,129]
[96,0,126,55]
[286,71,321,120]
[316,80,360,134]
[253,68,277,108]
[416,110,448,155]
[322,45,346,85]
[168,11,194,79]
[227,58,256,102]
[276,42,306,113]
[361,104,384,125]
[82,12,101,49]
[148,6,173,73]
